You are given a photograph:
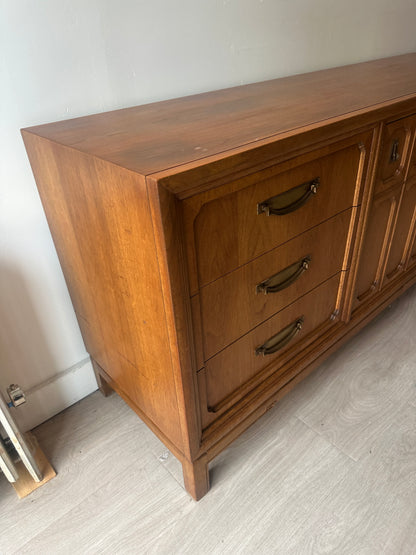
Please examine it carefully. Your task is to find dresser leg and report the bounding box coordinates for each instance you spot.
[91,359,113,397]
[182,455,209,501]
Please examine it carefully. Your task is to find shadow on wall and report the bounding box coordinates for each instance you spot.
[0,262,97,436]
[0,263,57,392]
[0,264,76,440]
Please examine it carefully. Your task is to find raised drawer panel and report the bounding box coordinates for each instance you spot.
[193,135,369,287]
[200,209,353,359]
[376,116,414,193]
[384,178,416,281]
[203,273,341,415]
[354,183,402,304]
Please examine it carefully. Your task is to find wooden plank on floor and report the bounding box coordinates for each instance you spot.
[12,434,56,499]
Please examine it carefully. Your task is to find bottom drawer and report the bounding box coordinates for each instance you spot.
[202,273,342,414]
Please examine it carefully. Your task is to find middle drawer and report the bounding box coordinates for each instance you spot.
[199,209,352,359]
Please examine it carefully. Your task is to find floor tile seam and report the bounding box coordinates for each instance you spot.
[294,414,359,463]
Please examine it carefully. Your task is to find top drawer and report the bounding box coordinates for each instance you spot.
[189,132,370,288]
[376,114,416,193]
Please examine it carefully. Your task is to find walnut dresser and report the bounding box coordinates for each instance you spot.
[22,53,416,500]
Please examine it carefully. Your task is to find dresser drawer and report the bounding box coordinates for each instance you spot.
[202,273,341,415]
[376,115,416,194]
[193,136,368,287]
[200,210,352,359]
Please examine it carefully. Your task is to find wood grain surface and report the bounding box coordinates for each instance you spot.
[190,135,368,286]
[21,133,183,451]
[203,274,341,413]
[375,114,415,194]
[354,113,416,308]
[354,183,403,304]
[23,53,416,176]
[199,210,352,359]
[11,440,56,499]
[385,177,416,280]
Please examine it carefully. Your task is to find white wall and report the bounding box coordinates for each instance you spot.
[1,0,416,430]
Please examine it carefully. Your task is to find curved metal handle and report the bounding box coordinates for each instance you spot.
[257,178,320,216]
[256,255,311,294]
[255,317,304,356]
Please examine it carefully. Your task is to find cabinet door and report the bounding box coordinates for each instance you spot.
[384,178,416,281]
[354,183,402,304]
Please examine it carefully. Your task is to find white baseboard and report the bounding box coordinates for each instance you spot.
[10,357,98,432]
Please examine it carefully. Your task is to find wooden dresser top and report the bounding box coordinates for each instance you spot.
[22,53,416,176]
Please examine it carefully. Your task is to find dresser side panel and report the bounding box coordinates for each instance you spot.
[22,132,183,450]
[146,179,203,460]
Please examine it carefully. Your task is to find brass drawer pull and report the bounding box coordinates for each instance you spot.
[255,317,304,356]
[256,255,311,294]
[257,178,320,216]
